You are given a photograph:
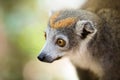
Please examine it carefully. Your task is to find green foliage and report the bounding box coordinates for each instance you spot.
[0,0,47,79]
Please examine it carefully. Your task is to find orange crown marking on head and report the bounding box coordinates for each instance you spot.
[50,12,76,29]
[50,11,60,28]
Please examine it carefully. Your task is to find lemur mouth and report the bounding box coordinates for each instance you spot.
[45,56,62,63]
[48,57,62,63]
[55,56,62,61]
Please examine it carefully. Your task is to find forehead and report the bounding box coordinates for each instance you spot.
[49,11,77,29]
[46,24,74,36]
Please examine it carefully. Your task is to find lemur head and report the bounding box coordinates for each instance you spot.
[38,9,101,63]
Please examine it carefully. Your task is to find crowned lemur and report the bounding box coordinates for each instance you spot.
[37,0,120,80]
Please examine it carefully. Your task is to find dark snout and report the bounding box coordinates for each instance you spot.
[37,52,54,63]
[37,52,62,63]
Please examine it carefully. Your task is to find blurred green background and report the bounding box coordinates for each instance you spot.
[0,0,84,80]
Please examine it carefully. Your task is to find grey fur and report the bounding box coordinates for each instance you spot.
[38,9,120,80]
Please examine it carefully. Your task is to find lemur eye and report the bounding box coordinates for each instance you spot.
[44,32,46,39]
[56,38,66,47]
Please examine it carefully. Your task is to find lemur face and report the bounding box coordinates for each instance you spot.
[37,26,78,63]
[37,10,97,63]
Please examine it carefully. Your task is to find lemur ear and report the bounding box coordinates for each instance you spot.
[75,20,96,39]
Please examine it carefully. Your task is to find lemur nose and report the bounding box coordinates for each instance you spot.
[37,53,46,61]
[37,52,53,63]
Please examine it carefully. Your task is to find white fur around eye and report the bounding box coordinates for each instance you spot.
[55,34,69,50]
